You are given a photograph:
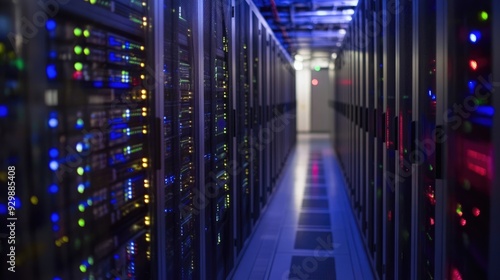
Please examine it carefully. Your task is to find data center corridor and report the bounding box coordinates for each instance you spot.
[231,134,373,280]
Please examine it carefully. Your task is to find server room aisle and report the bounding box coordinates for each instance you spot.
[231,134,373,280]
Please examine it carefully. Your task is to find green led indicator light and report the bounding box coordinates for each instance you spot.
[74,46,82,55]
[77,166,84,175]
[429,165,433,171]
[78,204,85,212]
[14,59,25,70]
[76,118,84,126]
[480,11,488,21]
[77,185,85,194]
[78,219,85,227]
[79,264,87,273]
[84,48,90,55]
[83,30,90,38]
[87,199,93,206]
[314,65,321,71]
[88,257,94,265]
[90,0,97,4]
[74,28,82,37]
[74,62,83,71]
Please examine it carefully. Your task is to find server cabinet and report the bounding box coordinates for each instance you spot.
[202,0,233,278]
[374,0,385,275]
[0,0,155,279]
[395,0,413,278]
[251,12,262,223]
[0,1,32,277]
[162,0,200,278]
[234,0,252,254]
[413,0,437,279]
[260,27,270,206]
[382,0,397,277]
[333,1,500,280]
[439,1,493,279]
[365,0,376,266]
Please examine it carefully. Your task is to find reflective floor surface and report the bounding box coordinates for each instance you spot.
[231,133,374,280]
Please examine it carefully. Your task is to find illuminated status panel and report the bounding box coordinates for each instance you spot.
[203,0,232,278]
[42,1,152,278]
[448,3,492,279]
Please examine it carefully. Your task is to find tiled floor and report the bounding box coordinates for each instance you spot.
[231,134,374,280]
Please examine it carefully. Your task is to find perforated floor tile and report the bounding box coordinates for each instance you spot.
[302,198,329,209]
[294,230,334,250]
[288,256,336,280]
[298,212,331,228]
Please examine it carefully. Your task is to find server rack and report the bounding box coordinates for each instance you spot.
[413,0,437,279]
[332,0,498,279]
[202,0,233,279]
[233,0,252,255]
[0,0,155,279]
[162,0,200,279]
[251,11,261,224]
[0,0,296,279]
[438,1,493,279]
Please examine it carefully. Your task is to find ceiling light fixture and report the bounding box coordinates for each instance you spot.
[342,9,355,15]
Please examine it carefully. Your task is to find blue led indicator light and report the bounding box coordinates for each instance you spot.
[51,213,59,222]
[0,105,7,118]
[46,20,56,31]
[46,64,57,79]
[52,224,60,232]
[469,31,481,43]
[49,160,59,171]
[48,118,58,128]
[49,184,59,194]
[0,203,6,215]
[49,148,59,158]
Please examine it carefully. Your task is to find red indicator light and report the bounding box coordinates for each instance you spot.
[460,218,467,226]
[469,60,478,70]
[72,71,83,80]
[312,79,319,86]
[452,268,463,280]
[472,207,480,217]
[430,217,435,226]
